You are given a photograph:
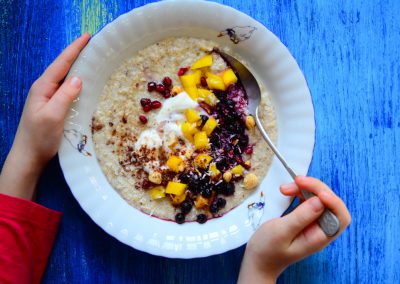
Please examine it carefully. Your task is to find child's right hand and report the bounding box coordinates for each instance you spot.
[238,176,351,283]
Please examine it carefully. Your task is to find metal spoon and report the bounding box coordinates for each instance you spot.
[214,48,340,237]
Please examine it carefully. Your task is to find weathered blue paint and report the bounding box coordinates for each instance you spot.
[0,0,399,283]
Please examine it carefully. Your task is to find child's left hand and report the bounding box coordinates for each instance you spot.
[0,33,91,200]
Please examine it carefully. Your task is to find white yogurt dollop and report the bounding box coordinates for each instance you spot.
[156,92,198,123]
[134,129,162,150]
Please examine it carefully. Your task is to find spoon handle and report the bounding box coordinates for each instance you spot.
[255,107,340,237]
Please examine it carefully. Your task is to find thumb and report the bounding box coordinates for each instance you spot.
[44,76,82,119]
[280,197,325,238]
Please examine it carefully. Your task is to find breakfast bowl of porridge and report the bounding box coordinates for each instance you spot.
[59,0,315,258]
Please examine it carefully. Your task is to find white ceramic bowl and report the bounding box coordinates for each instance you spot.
[59,0,315,258]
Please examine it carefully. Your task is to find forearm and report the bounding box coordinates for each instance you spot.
[0,143,44,200]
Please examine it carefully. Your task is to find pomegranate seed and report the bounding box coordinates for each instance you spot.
[147,81,157,92]
[163,76,172,87]
[178,67,190,76]
[139,115,148,124]
[143,104,152,112]
[140,98,151,107]
[151,100,162,109]
[163,91,171,99]
[200,77,207,87]
[142,178,151,189]
[244,145,253,155]
[155,84,164,94]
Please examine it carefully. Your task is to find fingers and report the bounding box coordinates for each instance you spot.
[280,197,325,238]
[280,183,304,201]
[289,222,328,259]
[43,76,82,119]
[40,33,91,85]
[295,176,351,230]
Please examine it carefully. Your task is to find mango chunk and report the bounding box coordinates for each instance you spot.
[206,72,226,91]
[180,73,198,88]
[150,186,166,200]
[166,181,187,196]
[181,122,199,141]
[231,164,244,176]
[203,116,218,136]
[167,155,185,172]
[194,131,209,150]
[197,88,218,106]
[185,86,198,100]
[221,68,238,87]
[195,195,210,209]
[195,154,213,169]
[193,70,202,85]
[191,54,213,69]
[185,109,201,123]
[170,192,187,205]
[209,163,221,179]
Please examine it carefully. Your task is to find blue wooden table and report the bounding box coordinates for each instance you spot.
[1,0,399,283]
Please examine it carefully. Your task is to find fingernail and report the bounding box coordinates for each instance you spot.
[280,183,297,191]
[69,76,82,89]
[310,197,324,212]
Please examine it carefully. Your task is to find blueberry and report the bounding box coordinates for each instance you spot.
[201,188,212,198]
[179,173,191,183]
[175,213,185,224]
[209,203,219,213]
[216,198,227,209]
[224,183,235,196]
[180,201,193,215]
[200,115,208,127]
[197,214,208,224]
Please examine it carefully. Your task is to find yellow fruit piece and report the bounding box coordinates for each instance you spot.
[193,70,202,85]
[167,156,185,173]
[185,86,198,100]
[203,117,218,136]
[170,192,187,205]
[244,173,259,190]
[181,122,199,141]
[221,68,238,87]
[180,73,198,88]
[149,186,166,200]
[194,131,209,149]
[209,163,221,179]
[191,54,213,69]
[197,88,212,100]
[185,109,201,123]
[195,195,210,209]
[206,72,226,91]
[231,164,244,176]
[166,181,187,196]
[197,88,218,106]
[195,154,213,169]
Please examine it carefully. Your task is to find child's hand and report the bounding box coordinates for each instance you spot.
[0,33,91,200]
[238,176,351,283]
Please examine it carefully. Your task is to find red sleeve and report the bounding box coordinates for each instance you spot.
[0,193,62,284]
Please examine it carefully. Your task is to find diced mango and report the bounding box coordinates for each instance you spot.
[185,109,201,123]
[195,154,213,169]
[202,116,218,136]
[191,54,213,69]
[209,163,221,179]
[170,192,187,205]
[181,122,199,141]
[206,72,226,91]
[185,86,199,100]
[193,70,202,85]
[166,181,187,196]
[195,195,210,209]
[180,73,198,88]
[167,155,185,172]
[231,164,244,176]
[197,88,218,106]
[221,68,238,87]
[150,186,166,200]
[194,131,209,149]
